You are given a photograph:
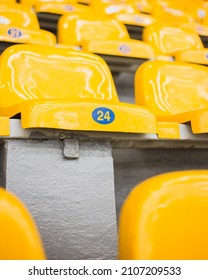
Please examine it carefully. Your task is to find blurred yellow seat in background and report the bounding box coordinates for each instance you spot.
[143,23,208,65]
[119,170,208,259]
[135,60,208,133]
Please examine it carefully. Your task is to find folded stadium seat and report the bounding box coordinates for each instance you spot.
[0,44,157,134]
[135,60,208,134]
[0,4,56,53]
[119,170,208,260]
[90,0,154,40]
[57,14,155,75]
[0,188,45,260]
[35,0,91,35]
[143,23,208,65]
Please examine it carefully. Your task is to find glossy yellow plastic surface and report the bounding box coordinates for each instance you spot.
[182,22,208,37]
[91,1,137,15]
[135,61,208,133]
[0,117,10,136]
[0,3,40,29]
[58,14,129,46]
[152,6,194,25]
[0,44,157,134]
[20,0,37,7]
[35,1,91,14]
[119,170,208,260]
[83,39,154,59]
[195,23,208,36]
[0,0,16,3]
[21,0,77,5]
[143,24,203,56]
[175,49,208,65]
[0,25,56,45]
[0,188,45,260]
[114,12,154,27]
[157,122,180,139]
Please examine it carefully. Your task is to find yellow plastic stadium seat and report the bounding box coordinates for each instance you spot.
[0,3,40,29]
[0,44,157,134]
[119,170,208,260]
[143,24,208,65]
[35,1,91,35]
[135,60,208,133]
[0,25,56,54]
[58,14,155,73]
[0,188,45,260]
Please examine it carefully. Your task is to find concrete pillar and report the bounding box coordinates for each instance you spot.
[6,139,117,260]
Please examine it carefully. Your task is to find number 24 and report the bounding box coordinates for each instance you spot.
[97,110,111,121]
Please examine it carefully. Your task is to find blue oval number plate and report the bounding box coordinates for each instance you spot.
[92,107,115,125]
[8,28,22,38]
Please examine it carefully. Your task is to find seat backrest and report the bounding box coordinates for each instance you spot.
[119,170,208,260]
[0,44,118,116]
[143,23,204,55]
[135,61,208,122]
[0,3,40,29]
[0,188,45,260]
[58,13,129,45]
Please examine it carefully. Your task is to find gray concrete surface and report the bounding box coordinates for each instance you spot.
[6,139,117,260]
[113,148,208,216]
